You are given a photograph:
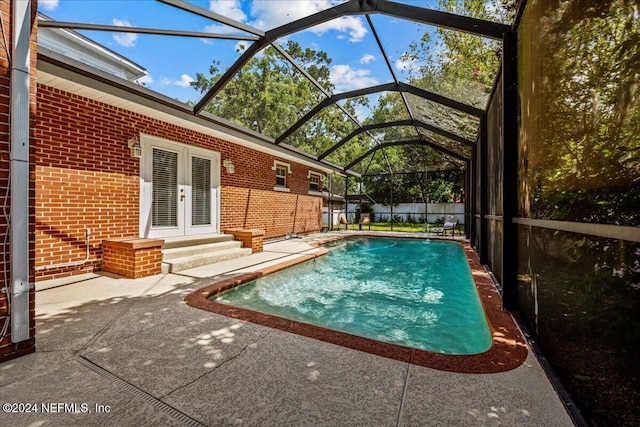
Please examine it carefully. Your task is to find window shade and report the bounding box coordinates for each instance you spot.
[152,148,178,227]
[192,156,211,226]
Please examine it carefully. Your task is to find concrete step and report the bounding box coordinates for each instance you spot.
[161,247,252,274]
[162,240,243,261]
[162,234,234,250]
[160,233,254,274]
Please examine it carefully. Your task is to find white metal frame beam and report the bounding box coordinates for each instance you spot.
[10,0,31,343]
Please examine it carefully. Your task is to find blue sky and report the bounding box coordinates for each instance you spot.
[38,0,438,105]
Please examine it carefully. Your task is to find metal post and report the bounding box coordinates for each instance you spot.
[389,173,394,231]
[464,161,470,238]
[358,177,363,230]
[327,173,332,231]
[423,147,428,232]
[424,170,428,232]
[10,0,32,343]
[469,148,477,244]
[479,114,488,264]
[344,175,349,230]
[502,30,519,309]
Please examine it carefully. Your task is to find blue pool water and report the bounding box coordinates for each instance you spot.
[215,237,492,355]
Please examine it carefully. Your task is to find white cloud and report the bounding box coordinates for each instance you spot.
[330,65,378,92]
[161,74,195,88]
[353,104,372,122]
[203,23,241,35]
[174,74,195,88]
[209,0,247,23]
[135,74,153,85]
[201,1,248,44]
[201,2,368,43]
[360,53,375,64]
[112,19,137,48]
[316,16,367,42]
[40,0,59,11]
[395,56,422,74]
[250,1,367,42]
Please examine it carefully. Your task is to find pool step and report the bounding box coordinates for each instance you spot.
[161,234,252,274]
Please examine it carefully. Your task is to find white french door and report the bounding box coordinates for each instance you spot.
[140,135,220,238]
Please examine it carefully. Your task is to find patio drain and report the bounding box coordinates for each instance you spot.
[76,356,206,427]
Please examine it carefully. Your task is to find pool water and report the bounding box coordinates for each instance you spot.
[215,237,492,355]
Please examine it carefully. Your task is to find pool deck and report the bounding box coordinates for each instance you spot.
[1,231,574,426]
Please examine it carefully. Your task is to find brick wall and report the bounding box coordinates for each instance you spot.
[221,187,322,238]
[35,85,324,281]
[1,0,37,362]
[0,1,9,316]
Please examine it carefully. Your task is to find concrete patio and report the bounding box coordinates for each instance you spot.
[1,232,574,426]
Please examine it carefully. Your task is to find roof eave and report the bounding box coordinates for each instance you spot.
[36,48,349,176]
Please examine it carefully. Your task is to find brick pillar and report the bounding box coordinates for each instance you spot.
[102,238,164,278]
[224,229,265,253]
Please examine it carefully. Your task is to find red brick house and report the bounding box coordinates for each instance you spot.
[1,1,338,360]
[33,20,337,282]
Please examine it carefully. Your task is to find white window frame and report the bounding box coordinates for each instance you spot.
[308,171,323,195]
[272,160,291,192]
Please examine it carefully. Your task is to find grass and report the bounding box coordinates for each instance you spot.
[332,222,463,234]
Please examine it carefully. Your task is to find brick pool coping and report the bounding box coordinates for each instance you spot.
[184,235,528,374]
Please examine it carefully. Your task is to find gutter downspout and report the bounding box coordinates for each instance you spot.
[10,0,31,343]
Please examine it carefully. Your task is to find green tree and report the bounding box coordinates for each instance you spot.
[192,41,332,139]
[350,0,511,202]
[518,4,640,424]
[191,41,366,167]
[519,0,640,224]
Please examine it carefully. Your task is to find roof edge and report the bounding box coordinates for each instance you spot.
[36,48,350,177]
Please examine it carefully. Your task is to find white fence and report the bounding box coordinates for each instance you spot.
[324,203,465,226]
[321,209,345,227]
[346,203,465,224]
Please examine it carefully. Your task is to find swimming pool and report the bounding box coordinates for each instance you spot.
[214,237,492,355]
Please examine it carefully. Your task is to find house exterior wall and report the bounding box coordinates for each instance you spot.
[1,0,37,362]
[34,84,323,281]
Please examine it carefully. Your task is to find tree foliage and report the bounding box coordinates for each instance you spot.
[517,3,640,425]
[189,1,514,204]
[519,0,640,224]
[192,41,333,140]
[402,2,502,108]
[357,0,511,201]
[191,41,371,167]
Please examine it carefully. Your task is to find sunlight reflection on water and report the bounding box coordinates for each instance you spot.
[216,237,491,354]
